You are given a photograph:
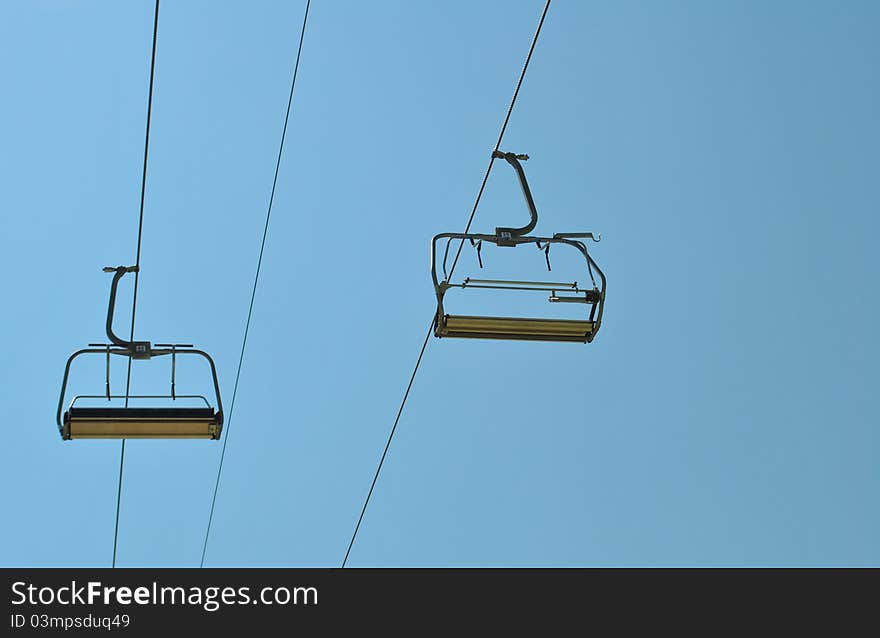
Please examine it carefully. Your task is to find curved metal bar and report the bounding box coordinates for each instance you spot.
[57,348,224,429]
[492,151,538,240]
[430,232,607,341]
[103,266,139,351]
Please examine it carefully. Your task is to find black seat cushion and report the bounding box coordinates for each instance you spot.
[68,407,216,420]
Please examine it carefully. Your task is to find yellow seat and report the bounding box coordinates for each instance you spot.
[63,407,221,440]
[437,315,595,343]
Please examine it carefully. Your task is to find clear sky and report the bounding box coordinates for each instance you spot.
[1,0,877,567]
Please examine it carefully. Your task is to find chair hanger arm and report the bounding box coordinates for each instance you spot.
[492,150,538,240]
[103,266,151,357]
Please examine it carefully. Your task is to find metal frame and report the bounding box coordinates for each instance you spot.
[56,347,224,436]
[430,151,606,343]
[431,233,606,342]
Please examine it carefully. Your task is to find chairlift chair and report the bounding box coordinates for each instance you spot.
[432,151,606,343]
[56,266,224,440]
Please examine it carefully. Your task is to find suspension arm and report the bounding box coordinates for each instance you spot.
[492,151,538,243]
[103,266,152,358]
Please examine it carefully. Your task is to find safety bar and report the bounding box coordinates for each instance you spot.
[56,347,224,430]
[464,278,578,288]
[102,266,152,358]
[69,395,212,408]
[459,283,598,298]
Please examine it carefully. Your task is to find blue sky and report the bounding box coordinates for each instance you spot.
[1,0,877,567]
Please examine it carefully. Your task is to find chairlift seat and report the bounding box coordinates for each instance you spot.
[62,407,221,440]
[57,265,225,441]
[437,314,595,343]
[429,151,606,346]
